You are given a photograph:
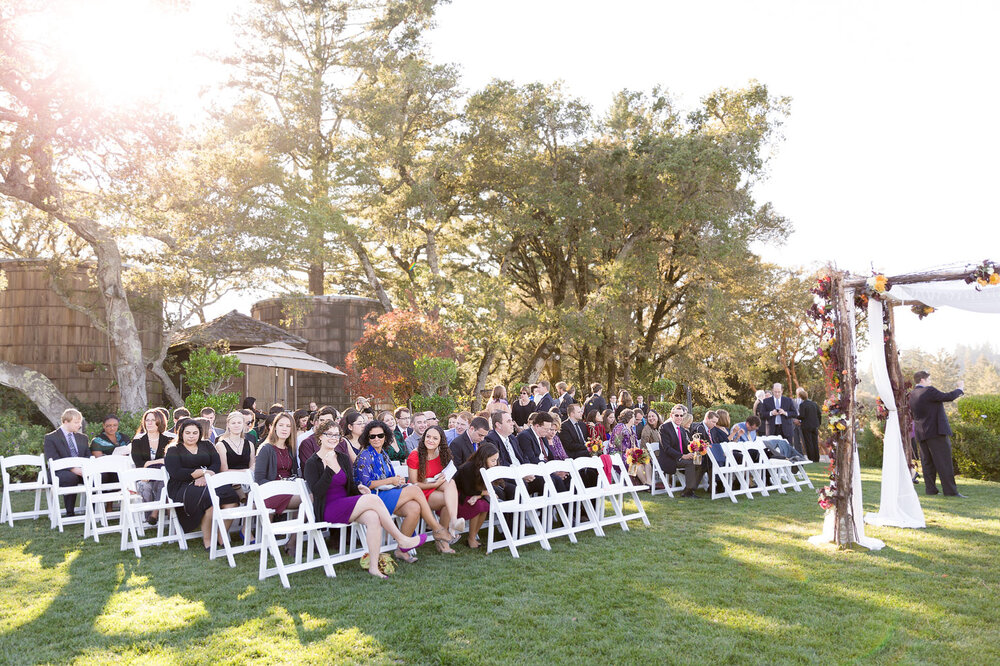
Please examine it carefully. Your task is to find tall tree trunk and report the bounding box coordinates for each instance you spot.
[308,262,325,295]
[60,214,149,413]
[345,232,393,312]
[471,346,496,412]
[0,360,76,427]
[522,340,555,384]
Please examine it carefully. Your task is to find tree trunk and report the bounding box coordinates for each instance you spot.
[149,359,184,408]
[307,262,325,295]
[345,232,393,313]
[0,360,76,428]
[471,346,496,412]
[60,214,149,413]
[831,273,858,548]
[522,340,555,384]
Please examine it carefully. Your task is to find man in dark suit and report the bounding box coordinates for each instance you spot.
[633,395,648,416]
[795,388,822,462]
[761,383,797,439]
[515,412,568,492]
[582,382,607,418]
[484,410,519,500]
[43,408,92,516]
[657,404,703,498]
[556,382,576,418]
[534,380,555,414]
[559,403,597,487]
[908,370,965,497]
[449,416,490,468]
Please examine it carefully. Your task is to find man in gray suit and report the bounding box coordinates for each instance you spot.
[43,408,91,516]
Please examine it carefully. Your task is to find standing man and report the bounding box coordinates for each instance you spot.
[43,408,92,517]
[796,388,822,462]
[761,383,797,439]
[908,371,965,497]
[583,383,607,418]
[556,382,575,417]
[534,381,555,413]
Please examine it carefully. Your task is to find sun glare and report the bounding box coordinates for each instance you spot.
[19,0,233,114]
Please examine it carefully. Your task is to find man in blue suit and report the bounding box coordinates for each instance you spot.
[908,370,965,497]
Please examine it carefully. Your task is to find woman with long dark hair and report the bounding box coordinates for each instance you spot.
[454,442,499,549]
[407,425,460,549]
[353,420,456,561]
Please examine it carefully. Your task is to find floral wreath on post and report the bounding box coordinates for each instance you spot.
[965,259,999,290]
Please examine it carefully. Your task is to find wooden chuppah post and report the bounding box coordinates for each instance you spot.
[829,272,860,546]
[883,304,914,470]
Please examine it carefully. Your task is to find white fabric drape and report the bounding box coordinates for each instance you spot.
[810,289,885,551]
[887,281,1000,313]
[864,298,926,529]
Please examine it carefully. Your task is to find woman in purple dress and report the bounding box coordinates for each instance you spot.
[303,420,427,578]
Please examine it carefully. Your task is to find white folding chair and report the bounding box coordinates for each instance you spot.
[756,437,815,490]
[540,460,582,543]
[46,457,92,531]
[82,456,132,542]
[607,456,650,526]
[570,457,630,532]
[252,479,336,588]
[119,467,187,557]
[207,471,262,567]
[738,441,788,495]
[1,454,52,527]
[708,444,747,503]
[481,465,551,558]
[644,442,686,497]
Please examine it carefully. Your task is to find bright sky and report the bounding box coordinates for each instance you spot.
[31,0,1000,355]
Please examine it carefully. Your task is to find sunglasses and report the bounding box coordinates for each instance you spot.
[368,432,386,439]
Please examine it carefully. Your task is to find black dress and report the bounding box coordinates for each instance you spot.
[511,401,535,427]
[165,440,239,531]
[220,436,253,470]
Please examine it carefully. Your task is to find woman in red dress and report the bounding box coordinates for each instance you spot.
[406,425,459,554]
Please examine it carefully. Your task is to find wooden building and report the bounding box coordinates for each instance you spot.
[0,258,162,408]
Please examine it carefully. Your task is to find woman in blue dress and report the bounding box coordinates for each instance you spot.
[353,420,456,562]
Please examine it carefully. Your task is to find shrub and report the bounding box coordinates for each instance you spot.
[410,394,458,422]
[413,356,458,396]
[711,403,753,424]
[184,392,242,420]
[857,424,884,468]
[650,401,675,418]
[957,394,1000,432]
[182,346,244,395]
[952,422,1000,482]
[0,412,48,483]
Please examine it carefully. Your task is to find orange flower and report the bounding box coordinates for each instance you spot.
[991,273,1000,285]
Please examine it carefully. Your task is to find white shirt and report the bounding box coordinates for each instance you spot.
[501,434,520,467]
[296,429,313,445]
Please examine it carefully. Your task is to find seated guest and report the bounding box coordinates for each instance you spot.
[337,411,369,464]
[730,415,761,442]
[304,420,427,578]
[515,412,566,493]
[90,414,129,457]
[454,442,500,549]
[165,418,239,549]
[295,408,314,445]
[408,426,462,547]
[392,407,412,444]
[640,410,662,448]
[444,411,472,444]
[680,412,694,434]
[511,387,534,428]
[200,407,224,443]
[404,411,429,452]
[171,407,190,435]
[132,408,173,523]
[585,410,603,443]
[608,408,638,463]
[657,404,704,498]
[558,404,590,459]
[354,395,375,417]
[601,410,616,440]
[449,416,490,467]
[240,408,259,445]
[298,406,338,470]
[215,410,256,473]
[43,408,91,517]
[379,410,409,463]
[353,420,456,561]
[482,410,519,501]
[692,410,722,464]
[546,409,569,460]
[253,413,302,550]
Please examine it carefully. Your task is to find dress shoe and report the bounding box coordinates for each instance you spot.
[944,493,968,498]
[925,490,939,495]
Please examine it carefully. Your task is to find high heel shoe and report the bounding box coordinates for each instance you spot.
[398,533,429,554]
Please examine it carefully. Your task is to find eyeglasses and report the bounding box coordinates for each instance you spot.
[320,432,340,439]
[368,432,386,440]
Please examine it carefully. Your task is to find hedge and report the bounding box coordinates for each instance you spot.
[952,422,1000,482]
[957,394,1000,432]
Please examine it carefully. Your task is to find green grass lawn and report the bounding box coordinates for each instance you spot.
[1,468,999,665]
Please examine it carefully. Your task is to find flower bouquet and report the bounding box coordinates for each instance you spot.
[587,438,604,456]
[360,552,396,576]
[688,436,709,464]
[817,485,837,511]
[965,259,999,290]
[625,447,650,475]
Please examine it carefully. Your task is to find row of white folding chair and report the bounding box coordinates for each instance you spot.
[755,438,815,490]
[119,467,188,556]
[1,454,52,527]
[480,456,647,558]
[706,443,749,503]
